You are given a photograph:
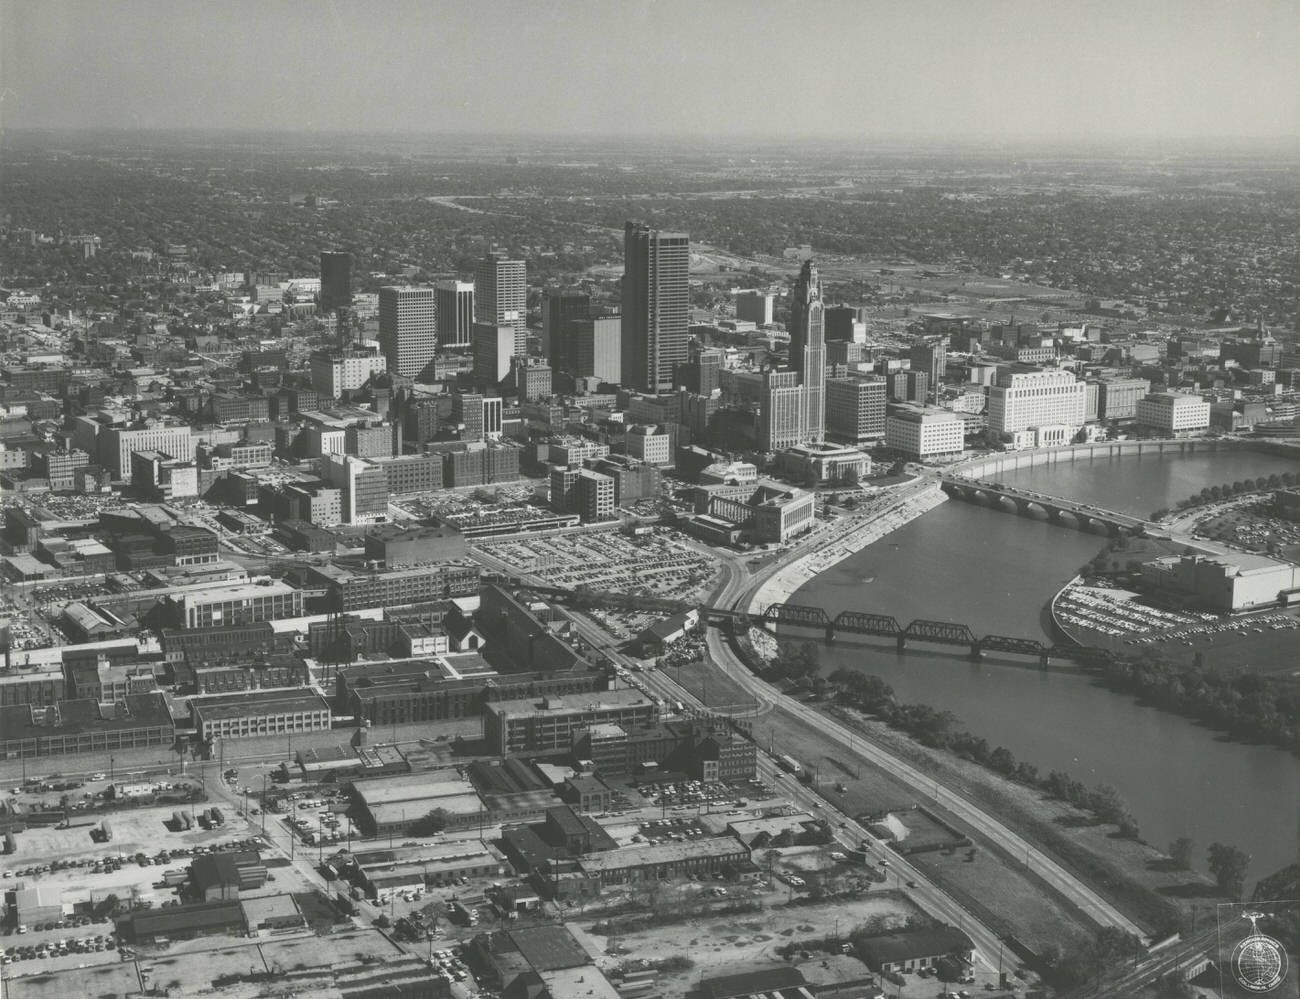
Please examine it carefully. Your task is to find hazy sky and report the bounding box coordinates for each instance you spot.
[2,0,1297,139]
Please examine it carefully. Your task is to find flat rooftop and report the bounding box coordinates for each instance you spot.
[190,689,330,721]
[489,687,654,721]
[577,836,743,873]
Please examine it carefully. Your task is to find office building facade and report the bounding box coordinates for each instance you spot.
[825,376,887,443]
[474,254,528,358]
[789,260,826,443]
[621,222,690,393]
[319,250,352,313]
[435,280,475,348]
[378,286,437,379]
[987,367,1086,435]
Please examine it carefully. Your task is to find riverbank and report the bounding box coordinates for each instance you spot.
[749,482,946,614]
[823,703,1212,934]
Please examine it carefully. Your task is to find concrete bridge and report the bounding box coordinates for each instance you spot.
[938,475,1153,536]
[701,603,1115,668]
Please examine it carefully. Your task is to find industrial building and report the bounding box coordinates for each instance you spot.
[190,689,332,741]
[483,688,659,757]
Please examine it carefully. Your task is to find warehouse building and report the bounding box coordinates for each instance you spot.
[191,689,332,741]
[576,837,749,885]
[0,692,174,759]
[483,688,659,757]
[348,769,487,838]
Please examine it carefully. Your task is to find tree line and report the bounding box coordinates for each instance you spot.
[828,669,1142,838]
[1150,471,1294,521]
[1096,652,1300,754]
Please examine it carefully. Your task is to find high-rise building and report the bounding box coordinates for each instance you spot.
[734,291,773,326]
[435,280,475,349]
[621,222,690,393]
[310,344,387,400]
[987,367,1086,435]
[789,260,826,444]
[909,337,947,403]
[378,286,436,379]
[543,289,591,368]
[474,254,527,358]
[319,250,352,314]
[759,369,805,451]
[826,376,887,443]
[473,322,516,387]
[568,316,622,384]
[824,306,862,342]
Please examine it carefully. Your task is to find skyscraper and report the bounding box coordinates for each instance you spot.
[435,280,475,348]
[621,222,690,394]
[542,288,591,371]
[319,250,352,314]
[378,286,436,379]
[910,336,947,404]
[789,260,826,443]
[474,254,528,358]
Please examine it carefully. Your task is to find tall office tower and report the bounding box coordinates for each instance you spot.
[319,250,352,314]
[542,289,591,369]
[378,286,436,379]
[435,280,475,348]
[824,305,857,342]
[473,322,516,387]
[734,291,773,326]
[679,347,722,396]
[759,369,806,451]
[475,254,528,358]
[826,375,888,443]
[569,316,622,384]
[909,337,947,403]
[789,260,826,443]
[621,221,690,393]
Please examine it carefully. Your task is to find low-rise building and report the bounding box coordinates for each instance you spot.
[0,692,174,758]
[576,836,749,884]
[855,925,974,975]
[191,689,332,741]
[885,404,964,459]
[1136,392,1211,435]
[484,688,659,757]
[707,482,816,543]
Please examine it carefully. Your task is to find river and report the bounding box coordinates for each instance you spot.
[794,449,1300,882]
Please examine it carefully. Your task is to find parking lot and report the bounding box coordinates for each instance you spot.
[474,528,717,598]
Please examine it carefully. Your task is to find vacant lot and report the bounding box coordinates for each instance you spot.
[5,959,141,999]
[588,892,920,996]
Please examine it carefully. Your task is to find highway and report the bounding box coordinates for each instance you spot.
[562,605,1012,977]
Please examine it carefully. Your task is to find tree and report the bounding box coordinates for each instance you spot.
[411,808,450,836]
[1207,842,1251,898]
[1169,836,1194,870]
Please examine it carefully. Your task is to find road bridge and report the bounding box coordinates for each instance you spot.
[938,476,1152,536]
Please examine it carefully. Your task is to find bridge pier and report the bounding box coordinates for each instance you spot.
[825,624,835,644]
[969,643,984,660]
[1038,650,1050,669]
[896,634,907,652]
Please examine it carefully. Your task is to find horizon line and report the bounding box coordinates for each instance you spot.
[3,125,1299,147]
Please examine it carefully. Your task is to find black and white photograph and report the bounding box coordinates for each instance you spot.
[0,2,1297,997]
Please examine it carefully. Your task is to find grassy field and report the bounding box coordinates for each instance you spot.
[662,656,760,712]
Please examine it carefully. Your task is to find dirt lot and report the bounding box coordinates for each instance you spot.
[5,959,142,999]
[587,892,922,995]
